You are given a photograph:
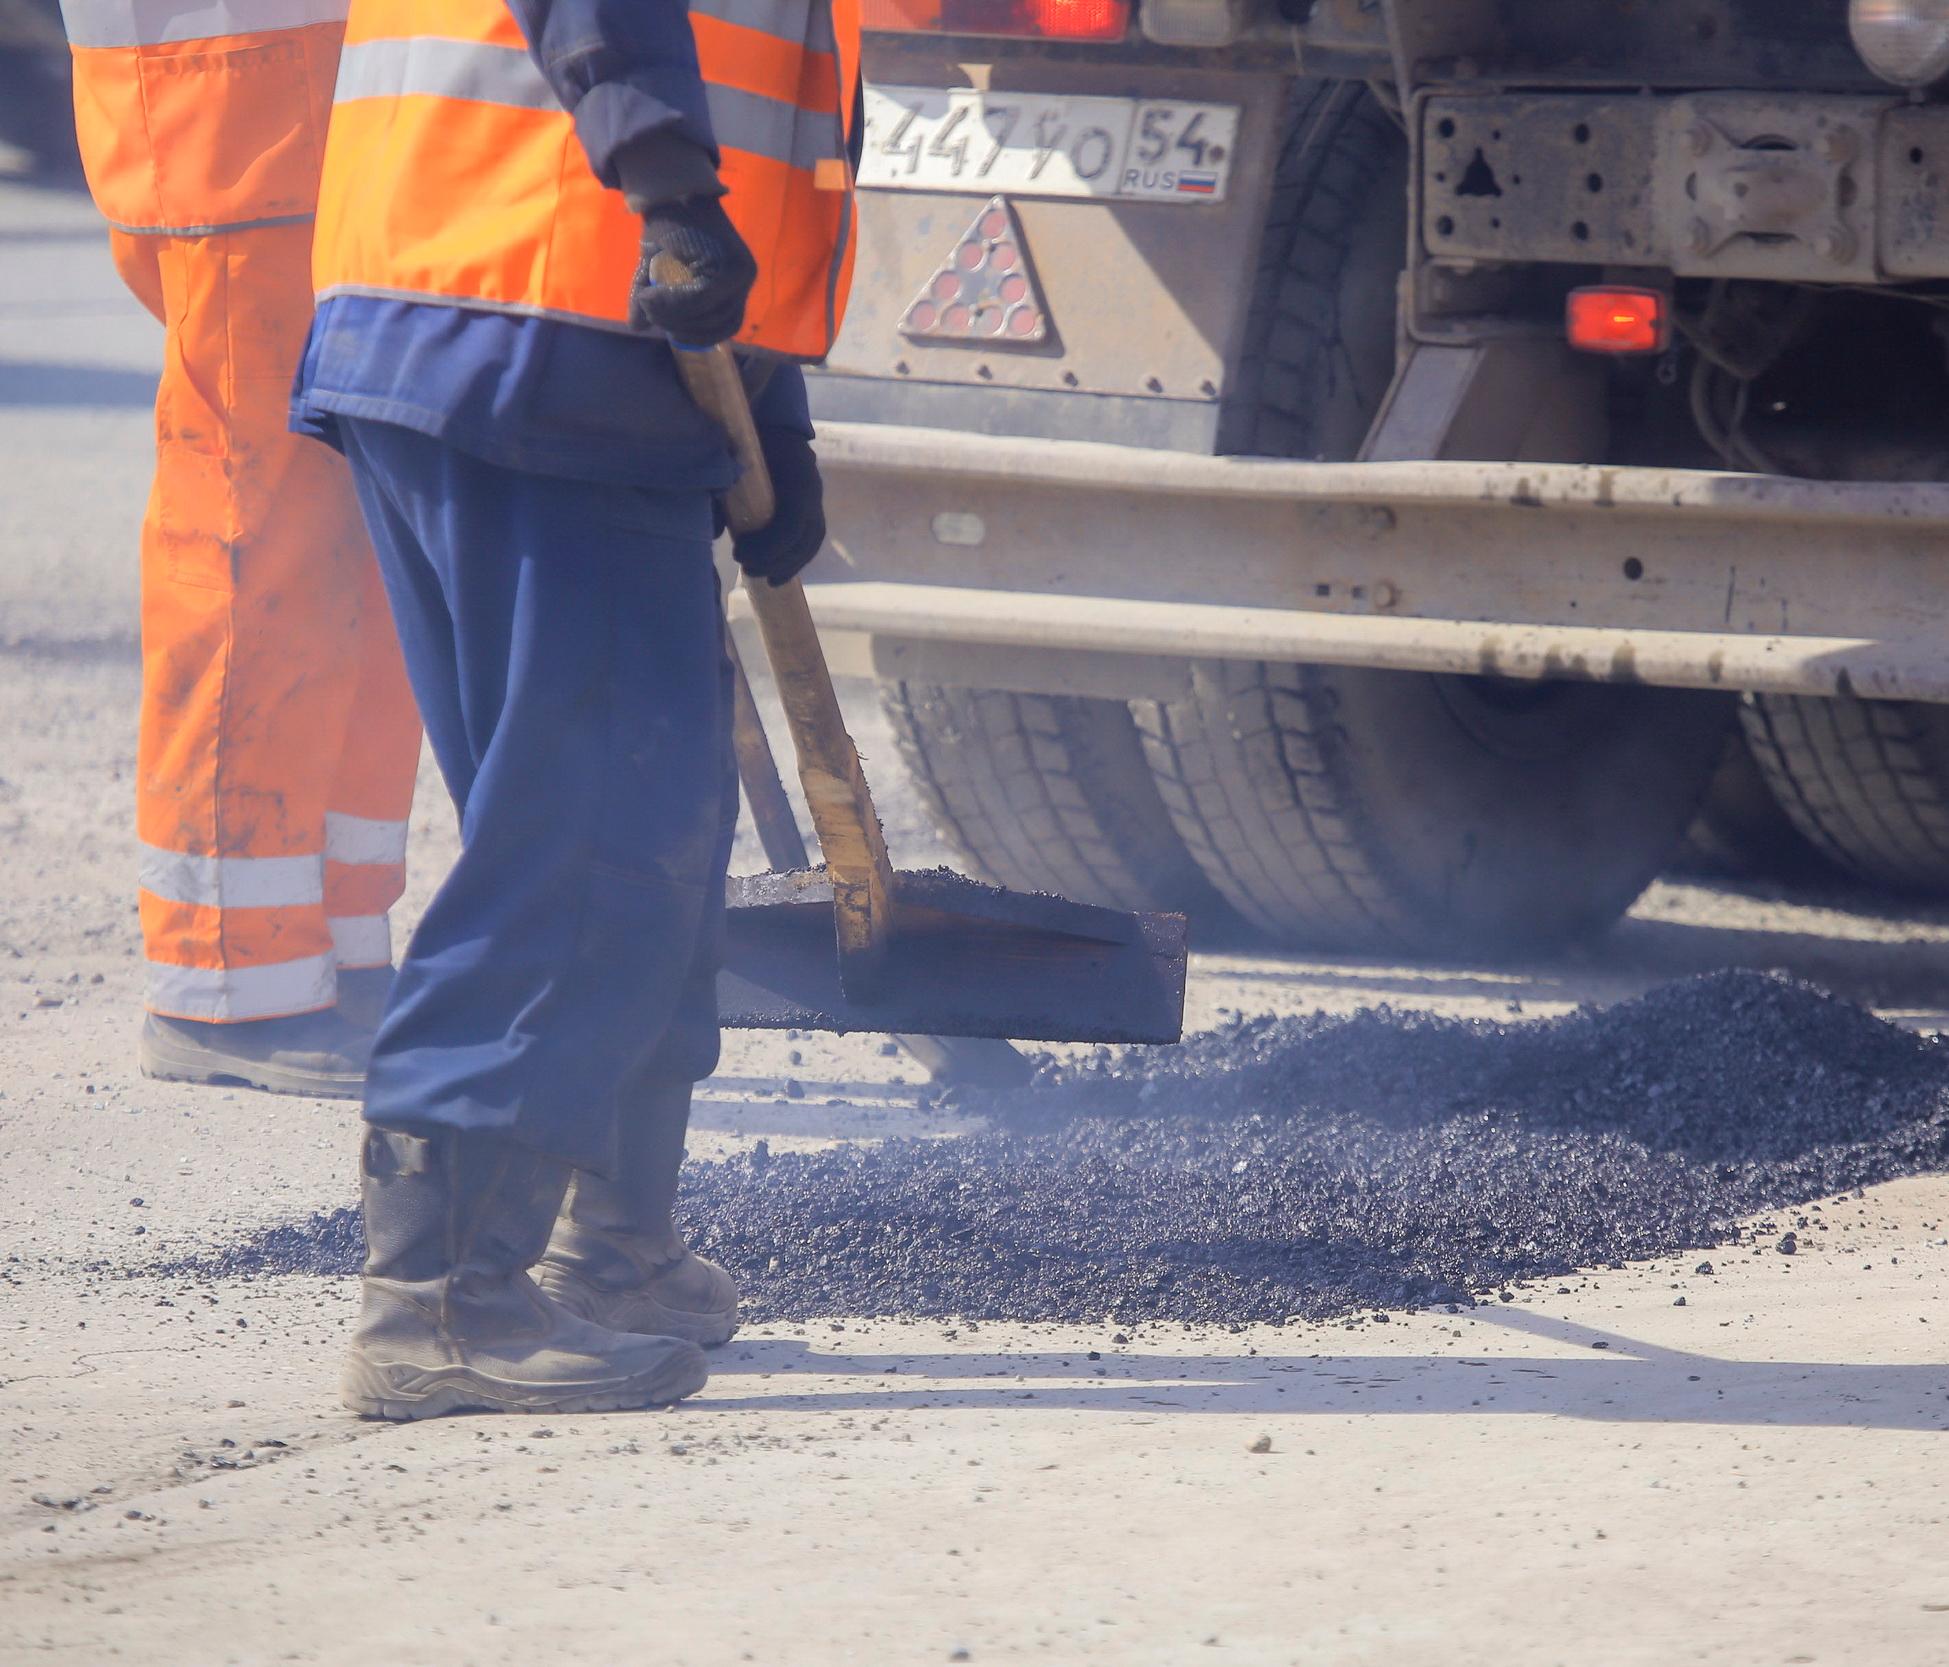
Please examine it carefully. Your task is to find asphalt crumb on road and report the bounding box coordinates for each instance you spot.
[167,971,1949,1323]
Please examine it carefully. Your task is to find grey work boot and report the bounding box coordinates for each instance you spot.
[341,1127,710,1421]
[536,1082,740,1348]
[139,1008,372,1100]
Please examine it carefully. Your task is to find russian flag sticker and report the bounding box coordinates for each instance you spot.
[1176,171,1219,196]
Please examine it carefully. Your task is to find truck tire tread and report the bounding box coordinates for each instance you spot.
[1136,82,1414,947]
[1133,662,1400,947]
[1742,691,1949,890]
[1239,83,1402,460]
[880,681,1220,915]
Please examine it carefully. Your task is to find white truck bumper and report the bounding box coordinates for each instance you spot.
[754,422,1949,704]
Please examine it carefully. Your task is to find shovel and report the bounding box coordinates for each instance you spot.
[661,281,1189,1044]
[725,634,1035,1086]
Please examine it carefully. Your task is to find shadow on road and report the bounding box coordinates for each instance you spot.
[702,1306,1949,1433]
[0,359,156,408]
[1197,883,1949,1030]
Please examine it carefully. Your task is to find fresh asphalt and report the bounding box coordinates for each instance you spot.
[184,971,1949,1325]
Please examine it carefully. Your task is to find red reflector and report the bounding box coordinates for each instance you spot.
[1566,287,1671,356]
[1020,0,1128,36]
[864,0,1127,38]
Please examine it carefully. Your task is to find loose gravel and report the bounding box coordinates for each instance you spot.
[170,971,1949,1322]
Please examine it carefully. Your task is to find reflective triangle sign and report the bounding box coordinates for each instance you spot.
[899,196,1051,346]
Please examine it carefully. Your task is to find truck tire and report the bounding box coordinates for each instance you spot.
[1676,718,1837,883]
[1137,666,1728,953]
[1740,691,1949,892]
[879,682,1224,916]
[1133,80,1732,953]
[1219,81,1405,462]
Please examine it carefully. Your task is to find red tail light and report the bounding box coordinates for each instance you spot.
[1566,287,1672,356]
[864,0,1129,41]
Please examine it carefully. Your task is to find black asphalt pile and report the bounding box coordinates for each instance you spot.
[173,971,1949,1323]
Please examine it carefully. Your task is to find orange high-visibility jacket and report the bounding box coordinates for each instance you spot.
[61,0,348,233]
[312,0,859,361]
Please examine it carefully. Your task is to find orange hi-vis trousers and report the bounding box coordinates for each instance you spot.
[114,219,422,1021]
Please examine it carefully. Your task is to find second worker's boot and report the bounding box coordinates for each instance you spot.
[536,1081,740,1348]
[341,1126,710,1420]
[139,1008,372,1100]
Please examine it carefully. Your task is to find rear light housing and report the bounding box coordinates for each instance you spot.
[1565,286,1672,356]
[1139,0,1257,47]
[863,0,1130,42]
[1850,0,1949,89]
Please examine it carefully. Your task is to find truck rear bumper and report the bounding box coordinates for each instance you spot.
[774,422,1949,703]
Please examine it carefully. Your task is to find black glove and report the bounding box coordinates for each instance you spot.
[631,197,758,347]
[732,427,825,587]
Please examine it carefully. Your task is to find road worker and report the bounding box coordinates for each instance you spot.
[293,0,855,1416]
[58,0,423,1096]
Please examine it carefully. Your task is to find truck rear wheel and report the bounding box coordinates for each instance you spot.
[1741,691,1949,892]
[1136,664,1728,954]
[878,682,1224,916]
[1133,79,1731,953]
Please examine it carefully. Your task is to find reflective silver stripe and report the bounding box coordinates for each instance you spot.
[139,843,324,910]
[707,82,845,172]
[325,811,409,868]
[329,914,392,968]
[146,953,336,1022]
[333,37,561,111]
[60,0,346,49]
[691,0,835,54]
[333,37,843,170]
[106,212,314,237]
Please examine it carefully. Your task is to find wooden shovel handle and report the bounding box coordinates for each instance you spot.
[663,343,776,533]
[727,636,810,872]
[743,579,895,980]
[652,252,896,982]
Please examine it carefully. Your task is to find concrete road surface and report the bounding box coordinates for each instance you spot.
[5,174,1949,1667]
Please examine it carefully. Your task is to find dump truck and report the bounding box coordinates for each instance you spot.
[784,0,1949,954]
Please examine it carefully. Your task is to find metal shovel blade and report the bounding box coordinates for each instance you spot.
[718,867,1189,1043]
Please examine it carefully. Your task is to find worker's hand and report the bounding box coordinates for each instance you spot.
[631,198,758,348]
[732,427,825,587]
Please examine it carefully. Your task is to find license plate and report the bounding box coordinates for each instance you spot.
[858,85,1239,205]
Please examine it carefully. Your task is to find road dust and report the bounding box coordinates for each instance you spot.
[164,970,1949,1323]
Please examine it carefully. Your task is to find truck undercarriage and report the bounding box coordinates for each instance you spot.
[784,0,1949,948]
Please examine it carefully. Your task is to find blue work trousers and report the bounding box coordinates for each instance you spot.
[337,417,737,1173]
